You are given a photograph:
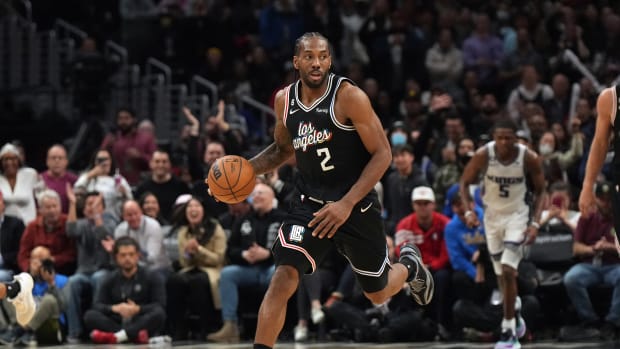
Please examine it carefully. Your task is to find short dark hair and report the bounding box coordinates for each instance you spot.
[116,107,136,119]
[549,181,570,194]
[112,236,140,256]
[294,32,329,56]
[84,191,105,209]
[392,144,414,155]
[492,119,518,133]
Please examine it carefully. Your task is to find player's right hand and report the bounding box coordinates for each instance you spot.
[578,186,596,217]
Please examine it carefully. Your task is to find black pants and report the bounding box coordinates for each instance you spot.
[166,270,217,338]
[83,306,165,339]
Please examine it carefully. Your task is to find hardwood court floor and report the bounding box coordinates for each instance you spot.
[56,340,617,349]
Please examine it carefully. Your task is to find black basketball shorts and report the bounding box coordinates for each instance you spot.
[272,194,390,293]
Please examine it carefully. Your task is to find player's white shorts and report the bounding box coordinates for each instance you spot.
[484,207,529,274]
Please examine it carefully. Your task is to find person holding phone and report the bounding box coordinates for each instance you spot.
[539,181,580,233]
[74,150,132,219]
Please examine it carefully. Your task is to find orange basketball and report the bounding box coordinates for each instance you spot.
[207,155,256,204]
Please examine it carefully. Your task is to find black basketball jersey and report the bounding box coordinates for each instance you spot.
[283,73,371,201]
[612,85,620,179]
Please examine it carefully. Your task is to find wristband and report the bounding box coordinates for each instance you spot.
[465,210,474,218]
[530,222,540,229]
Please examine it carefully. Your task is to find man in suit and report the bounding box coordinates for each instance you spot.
[0,191,25,281]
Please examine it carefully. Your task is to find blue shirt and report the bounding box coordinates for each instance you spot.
[445,207,486,280]
[33,274,68,324]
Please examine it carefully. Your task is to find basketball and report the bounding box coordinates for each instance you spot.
[207,155,256,204]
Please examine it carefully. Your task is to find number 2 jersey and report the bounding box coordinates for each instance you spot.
[283,73,371,201]
[482,141,529,214]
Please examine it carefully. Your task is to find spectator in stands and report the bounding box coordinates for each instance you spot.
[434,137,475,211]
[138,192,166,225]
[540,181,581,233]
[41,145,77,214]
[84,236,166,344]
[498,27,545,93]
[114,200,170,274]
[101,108,156,185]
[0,246,67,346]
[70,38,110,118]
[394,186,452,337]
[538,131,583,186]
[75,149,132,219]
[383,144,428,236]
[563,181,620,338]
[543,73,573,124]
[0,143,38,224]
[18,190,76,275]
[166,196,226,340]
[65,189,116,343]
[506,65,553,125]
[462,12,503,89]
[425,28,463,90]
[207,183,286,343]
[0,191,23,281]
[259,0,304,63]
[217,200,251,237]
[134,149,190,222]
[470,92,506,139]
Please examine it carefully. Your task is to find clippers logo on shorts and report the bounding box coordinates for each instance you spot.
[289,225,305,243]
[292,121,333,152]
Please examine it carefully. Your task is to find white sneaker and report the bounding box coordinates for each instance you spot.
[294,325,308,342]
[311,308,325,324]
[8,273,35,327]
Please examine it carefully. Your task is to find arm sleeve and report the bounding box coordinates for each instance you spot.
[92,274,116,314]
[139,271,167,313]
[196,224,227,267]
[226,219,246,265]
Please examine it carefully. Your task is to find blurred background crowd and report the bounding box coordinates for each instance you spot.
[1,0,620,346]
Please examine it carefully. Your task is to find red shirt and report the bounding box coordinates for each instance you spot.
[41,171,78,214]
[395,211,451,271]
[574,211,620,265]
[101,129,156,185]
[18,215,76,272]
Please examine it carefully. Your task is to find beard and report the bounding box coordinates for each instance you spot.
[300,70,328,89]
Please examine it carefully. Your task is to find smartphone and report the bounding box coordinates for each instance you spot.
[551,196,563,208]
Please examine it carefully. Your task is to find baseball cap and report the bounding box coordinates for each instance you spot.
[411,186,435,202]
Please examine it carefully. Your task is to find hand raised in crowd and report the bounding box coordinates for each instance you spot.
[101,236,115,253]
[66,182,76,204]
[182,106,200,136]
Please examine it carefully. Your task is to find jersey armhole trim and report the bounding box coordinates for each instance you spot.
[282,85,292,127]
[330,78,356,131]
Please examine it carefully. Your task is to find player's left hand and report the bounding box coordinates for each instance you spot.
[309,201,353,239]
[524,225,538,245]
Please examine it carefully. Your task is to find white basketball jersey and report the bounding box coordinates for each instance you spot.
[482,141,529,214]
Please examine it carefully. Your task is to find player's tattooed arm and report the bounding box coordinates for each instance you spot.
[249,88,295,175]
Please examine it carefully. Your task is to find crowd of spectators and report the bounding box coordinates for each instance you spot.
[2,0,620,345]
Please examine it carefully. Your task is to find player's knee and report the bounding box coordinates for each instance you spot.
[501,264,517,278]
[269,265,300,296]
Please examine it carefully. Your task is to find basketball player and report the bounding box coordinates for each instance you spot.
[579,86,620,251]
[459,119,545,349]
[245,33,433,349]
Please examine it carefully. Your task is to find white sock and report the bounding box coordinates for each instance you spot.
[114,330,128,343]
[502,318,516,333]
[515,296,522,312]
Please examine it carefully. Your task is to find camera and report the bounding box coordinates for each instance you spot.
[41,259,55,274]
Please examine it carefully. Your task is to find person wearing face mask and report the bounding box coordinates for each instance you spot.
[538,131,583,186]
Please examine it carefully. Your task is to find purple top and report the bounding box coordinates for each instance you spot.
[462,33,504,83]
[574,211,620,265]
[41,171,78,213]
